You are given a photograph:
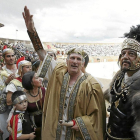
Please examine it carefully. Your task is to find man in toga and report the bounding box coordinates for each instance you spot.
[22,6,106,140]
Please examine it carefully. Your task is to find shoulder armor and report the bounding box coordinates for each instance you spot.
[10,79,22,88]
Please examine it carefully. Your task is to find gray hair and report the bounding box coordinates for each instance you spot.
[67,54,85,63]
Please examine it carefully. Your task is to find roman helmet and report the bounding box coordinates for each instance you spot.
[119,25,140,71]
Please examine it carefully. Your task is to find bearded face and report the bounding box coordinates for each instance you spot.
[119,49,138,71]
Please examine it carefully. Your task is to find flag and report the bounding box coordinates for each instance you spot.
[47,45,51,49]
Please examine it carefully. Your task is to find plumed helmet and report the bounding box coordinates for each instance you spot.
[16,57,31,76]
[2,45,14,57]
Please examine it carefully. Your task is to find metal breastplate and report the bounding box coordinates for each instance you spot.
[107,73,134,139]
[107,96,134,138]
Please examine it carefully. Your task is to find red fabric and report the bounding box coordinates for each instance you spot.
[16,56,25,68]
[47,45,51,49]
[9,114,19,140]
[3,45,7,50]
[16,77,22,82]
[72,120,76,126]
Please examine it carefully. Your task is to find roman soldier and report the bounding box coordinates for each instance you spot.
[0,46,17,139]
[6,56,32,106]
[105,25,140,140]
[8,91,35,140]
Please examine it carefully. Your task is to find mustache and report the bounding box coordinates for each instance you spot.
[71,64,78,66]
[122,60,131,65]
[71,65,78,67]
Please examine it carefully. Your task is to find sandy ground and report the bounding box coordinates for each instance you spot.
[96,78,111,92]
[86,62,117,119]
[86,61,119,91]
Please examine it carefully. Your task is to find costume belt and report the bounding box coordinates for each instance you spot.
[30,110,42,116]
[106,130,135,140]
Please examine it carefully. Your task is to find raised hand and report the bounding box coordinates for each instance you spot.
[22,6,35,33]
[5,73,15,85]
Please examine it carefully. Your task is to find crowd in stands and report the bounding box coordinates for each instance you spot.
[53,43,121,56]
[0,42,39,65]
[0,41,121,59]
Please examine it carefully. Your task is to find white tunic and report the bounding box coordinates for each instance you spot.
[0,66,18,139]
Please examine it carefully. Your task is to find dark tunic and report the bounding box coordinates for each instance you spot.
[106,70,140,140]
[27,87,45,127]
[27,87,45,140]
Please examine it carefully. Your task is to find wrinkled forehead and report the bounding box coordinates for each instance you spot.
[120,48,139,59]
[121,48,137,53]
[69,53,83,58]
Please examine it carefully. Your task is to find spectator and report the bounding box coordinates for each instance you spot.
[22,71,45,140]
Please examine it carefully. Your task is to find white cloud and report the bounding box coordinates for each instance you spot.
[0,0,140,43]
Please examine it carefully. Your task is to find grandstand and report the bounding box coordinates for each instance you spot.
[0,37,121,64]
[0,38,121,56]
[0,37,121,90]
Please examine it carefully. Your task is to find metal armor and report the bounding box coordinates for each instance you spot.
[106,72,135,139]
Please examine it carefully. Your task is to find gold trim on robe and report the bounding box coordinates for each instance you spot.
[41,63,106,140]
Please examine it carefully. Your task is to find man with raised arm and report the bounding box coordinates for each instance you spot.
[22,6,106,140]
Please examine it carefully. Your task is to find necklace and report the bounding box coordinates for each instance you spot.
[29,88,40,97]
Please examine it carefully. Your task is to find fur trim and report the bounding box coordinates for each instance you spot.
[103,70,121,103]
[104,69,140,139]
[131,91,140,140]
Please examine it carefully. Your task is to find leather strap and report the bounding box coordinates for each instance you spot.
[27,30,43,51]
